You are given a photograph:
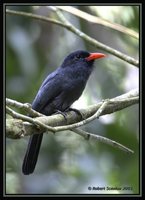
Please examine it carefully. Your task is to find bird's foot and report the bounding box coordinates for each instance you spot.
[54,110,67,121]
[54,108,85,122]
[67,108,85,120]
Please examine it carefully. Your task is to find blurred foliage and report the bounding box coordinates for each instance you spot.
[6,5,139,194]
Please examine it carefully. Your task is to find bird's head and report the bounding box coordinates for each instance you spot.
[61,50,106,69]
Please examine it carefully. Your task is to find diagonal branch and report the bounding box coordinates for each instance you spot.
[6,98,43,117]
[56,6,138,39]
[72,128,134,154]
[6,8,139,67]
[50,6,139,67]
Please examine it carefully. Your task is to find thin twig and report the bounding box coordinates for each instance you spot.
[51,99,110,132]
[6,106,55,133]
[72,128,134,154]
[6,9,69,29]
[6,98,43,117]
[42,95,138,132]
[56,6,138,39]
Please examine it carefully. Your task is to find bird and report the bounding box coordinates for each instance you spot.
[22,50,106,175]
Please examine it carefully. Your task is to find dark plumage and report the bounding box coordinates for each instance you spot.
[22,50,106,175]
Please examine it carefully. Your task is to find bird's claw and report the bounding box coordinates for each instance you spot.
[67,108,85,120]
[54,110,68,121]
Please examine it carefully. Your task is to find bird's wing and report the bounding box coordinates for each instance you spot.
[32,69,62,113]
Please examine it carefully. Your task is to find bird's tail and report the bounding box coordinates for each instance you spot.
[22,133,43,175]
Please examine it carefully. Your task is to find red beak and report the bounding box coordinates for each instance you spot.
[86,53,106,61]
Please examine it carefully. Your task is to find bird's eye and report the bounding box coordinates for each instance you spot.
[76,55,81,59]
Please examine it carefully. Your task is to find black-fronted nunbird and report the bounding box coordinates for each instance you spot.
[22,50,106,175]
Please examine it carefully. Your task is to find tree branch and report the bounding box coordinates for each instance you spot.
[56,6,138,39]
[6,8,139,67]
[6,89,138,154]
[6,106,55,133]
[50,6,139,67]
[6,88,139,138]
[6,98,43,117]
[71,128,134,154]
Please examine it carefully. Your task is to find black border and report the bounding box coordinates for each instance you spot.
[3,2,142,197]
